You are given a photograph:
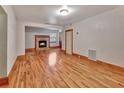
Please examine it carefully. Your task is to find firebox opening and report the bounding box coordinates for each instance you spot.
[39,40,47,48]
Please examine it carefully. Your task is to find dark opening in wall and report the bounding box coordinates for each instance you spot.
[39,40,47,48]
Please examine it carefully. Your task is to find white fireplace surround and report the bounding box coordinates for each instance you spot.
[35,35,50,49]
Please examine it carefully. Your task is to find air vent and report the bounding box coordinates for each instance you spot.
[88,49,96,61]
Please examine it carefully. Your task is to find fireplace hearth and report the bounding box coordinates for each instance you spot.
[35,35,50,49]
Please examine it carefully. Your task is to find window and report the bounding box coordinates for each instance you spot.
[50,33,57,43]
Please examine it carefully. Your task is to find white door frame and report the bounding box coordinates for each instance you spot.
[65,29,73,54]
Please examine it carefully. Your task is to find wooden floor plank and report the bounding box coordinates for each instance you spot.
[1,48,124,88]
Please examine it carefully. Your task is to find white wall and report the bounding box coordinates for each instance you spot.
[0,7,7,77]
[65,6,124,67]
[16,21,25,56]
[16,21,63,56]
[25,27,59,48]
[61,30,65,50]
[2,5,17,75]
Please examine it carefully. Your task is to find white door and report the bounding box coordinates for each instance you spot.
[66,31,73,54]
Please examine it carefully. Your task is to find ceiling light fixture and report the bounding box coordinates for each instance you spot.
[60,9,69,16]
[60,6,69,16]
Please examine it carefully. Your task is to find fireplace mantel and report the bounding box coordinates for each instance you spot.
[35,35,50,50]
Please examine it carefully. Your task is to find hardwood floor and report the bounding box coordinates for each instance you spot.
[1,48,124,88]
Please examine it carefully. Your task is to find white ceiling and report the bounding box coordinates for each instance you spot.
[13,5,119,26]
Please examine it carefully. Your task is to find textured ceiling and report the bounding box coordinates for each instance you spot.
[13,5,119,26]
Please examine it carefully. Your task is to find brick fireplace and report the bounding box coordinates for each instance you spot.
[35,35,50,50]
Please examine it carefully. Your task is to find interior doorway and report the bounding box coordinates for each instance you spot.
[65,29,73,54]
